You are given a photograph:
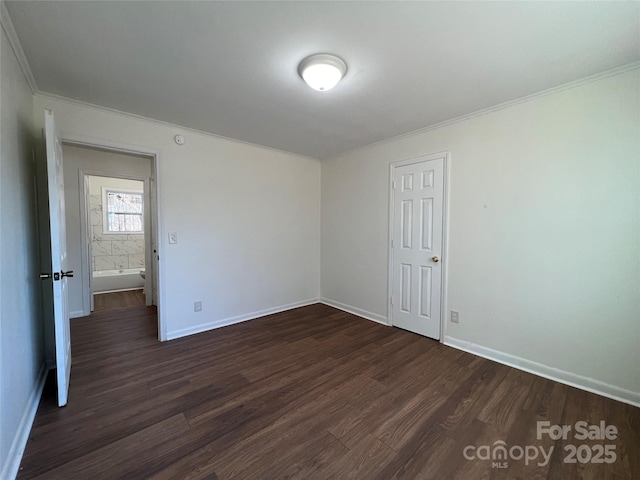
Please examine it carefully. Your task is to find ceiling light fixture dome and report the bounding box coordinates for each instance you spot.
[298,54,347,92]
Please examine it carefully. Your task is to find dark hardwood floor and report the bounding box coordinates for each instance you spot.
[93,289,145,311]
[18,303,639,479]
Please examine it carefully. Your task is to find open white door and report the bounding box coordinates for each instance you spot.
[43,109,72,406]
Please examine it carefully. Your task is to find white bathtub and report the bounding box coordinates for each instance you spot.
[93,268,144,294]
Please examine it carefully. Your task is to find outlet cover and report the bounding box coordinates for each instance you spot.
[194,301,202,312]
[451,310,459,323]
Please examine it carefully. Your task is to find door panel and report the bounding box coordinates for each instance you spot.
[421,198,433,250]
[391,156,445,340]
[44,108,72,406]
[419,265,432,318]
[401,263,411,312]
[401,200,412,248]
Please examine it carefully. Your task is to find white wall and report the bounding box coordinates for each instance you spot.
[322,69,640,402]
[35,94,321,339]
[62,146,151,315]
[0,22,45,480]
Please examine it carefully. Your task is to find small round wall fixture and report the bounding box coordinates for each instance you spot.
[298,54,347,92]
[174,134,185,145]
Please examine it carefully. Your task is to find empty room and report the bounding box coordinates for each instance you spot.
[1,1,638,479]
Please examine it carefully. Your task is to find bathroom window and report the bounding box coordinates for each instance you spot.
[103,189,144,233]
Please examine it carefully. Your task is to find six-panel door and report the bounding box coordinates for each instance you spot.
[391,156,444,340]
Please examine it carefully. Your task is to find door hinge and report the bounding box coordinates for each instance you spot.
[392,180,397,190]
[391,239,394,248]
[390,296,394,305]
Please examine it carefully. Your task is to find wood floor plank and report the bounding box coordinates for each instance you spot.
[316,433,398,480]
[32,414,191,479]
[371,421,451,480]
[146,445,218,480]
[372,358,479,451]
[93,289,145,311]
[209,374,372,479]
[17,294,640,479]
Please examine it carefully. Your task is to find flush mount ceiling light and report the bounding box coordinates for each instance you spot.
[298,54,347,92]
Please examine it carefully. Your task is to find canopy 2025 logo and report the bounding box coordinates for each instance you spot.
[463,421,618,469]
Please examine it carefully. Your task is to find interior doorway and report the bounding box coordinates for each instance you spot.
[85,174,149,309]
[59,140,163,339]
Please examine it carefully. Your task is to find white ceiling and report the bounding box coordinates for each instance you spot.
[6,1,640,159]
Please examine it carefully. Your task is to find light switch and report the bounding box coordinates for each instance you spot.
[168,232,178,244]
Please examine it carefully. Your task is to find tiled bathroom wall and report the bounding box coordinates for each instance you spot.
[90,191,145,272]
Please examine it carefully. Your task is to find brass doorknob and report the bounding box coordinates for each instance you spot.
[432,256,440,263]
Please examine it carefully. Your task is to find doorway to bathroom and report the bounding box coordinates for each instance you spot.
[86,175,149,308]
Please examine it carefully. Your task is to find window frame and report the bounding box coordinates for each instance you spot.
[101,187,144,235]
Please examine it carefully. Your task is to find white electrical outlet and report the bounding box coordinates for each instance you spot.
[451,310,459,323]
[168,232,178,244]
[194,301,202,312]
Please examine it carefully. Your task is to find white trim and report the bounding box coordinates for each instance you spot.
[78,170,92,316]
[166,298,321,341]
[35,92,318,162]
[323,62,640,161]
[0,2,38,93]
[320,298,390,326]
[69,310,85,319]
[78,168,152,314]
[440,153,452,341]
[61,133,158,160]
[387,152,450,340]
[387,166,394,326]
[59,133,167,341]
[1,364,48,480]
[444,336,640,408]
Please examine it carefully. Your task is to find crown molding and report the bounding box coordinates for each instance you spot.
[324,61,640,161]
[1,1,38,93]
[34,91,321,162]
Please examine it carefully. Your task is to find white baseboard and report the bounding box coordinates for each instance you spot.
[444,336,640,408]
[2,364,48,480]
[69,310,85,319]
[165,298,321,340]
[320,298,390,326]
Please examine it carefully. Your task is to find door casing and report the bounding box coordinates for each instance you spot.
[61,133,166,341]
[78,170,154,309]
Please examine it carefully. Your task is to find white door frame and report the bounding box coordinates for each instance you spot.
[61,133,167,341]
[78,169,153,307]
[387,151,451,342]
